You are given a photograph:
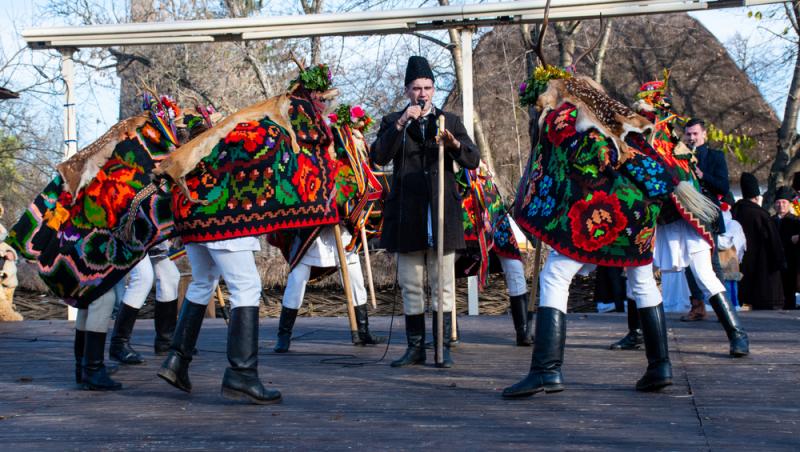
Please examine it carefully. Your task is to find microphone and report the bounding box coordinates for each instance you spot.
[417,99,427,122]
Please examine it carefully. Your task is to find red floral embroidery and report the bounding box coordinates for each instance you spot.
[546,104,577,148]
[568,191,628,252]
[292,153,322,203]
[84,159,139,228]
[635,226,655,254]
[225,121,267,152]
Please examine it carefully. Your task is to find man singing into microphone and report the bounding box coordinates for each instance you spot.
[371,55,479,368]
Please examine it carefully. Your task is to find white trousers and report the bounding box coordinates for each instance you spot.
[76,289,116,333]
[540,251,662,314]
[282,255,367,310]
[397,250,455,315]
[688,249,726,301]
[185,242,262,309]
[499,256,527,297]
[121,255,181,309]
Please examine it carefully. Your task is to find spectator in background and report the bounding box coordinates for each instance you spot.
[717,193,747,310]
[772,186,800,310]
[732,173,785,310]
[594,266,627,313]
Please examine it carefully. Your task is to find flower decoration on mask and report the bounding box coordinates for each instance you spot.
[328,104,374,132]
[519,65,572,107]
[142,92,181,147]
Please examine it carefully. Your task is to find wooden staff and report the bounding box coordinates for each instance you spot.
[435,114,446,366]
[216,285,229,325]
[529,238,543,315]
[360,226,378,309]
[333,224,359,341]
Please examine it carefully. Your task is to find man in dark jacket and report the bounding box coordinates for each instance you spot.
[682,118,729,321]
[732,172,785,310]
[772,186,800,309]
[371,56,480,368]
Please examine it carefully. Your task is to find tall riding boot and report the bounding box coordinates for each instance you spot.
[432,312,455,368]
[157,300,206,392]
[636,304,673,391]
[610,299,644,350]
[74,329,85,384]
[680,297,707,321]
[502,307,566,398]
[154,299,178,355]
[708,293,750,357]
[390,314,426,367]
[109,304,144,364]
[221,306,282,404]
[273,306,298,353]
[510,293,533,346]
[82,331,122,391]
[353,304,386,345]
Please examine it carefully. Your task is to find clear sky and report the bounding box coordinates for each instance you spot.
[0,1,793,146]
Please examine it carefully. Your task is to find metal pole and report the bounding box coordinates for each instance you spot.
[333,224,359,341]
[435,115,446,366]
[360,227,378,309]
[461,28,480,319]
[61,48,78,321]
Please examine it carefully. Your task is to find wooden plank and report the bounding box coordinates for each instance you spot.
[0,312,797,449]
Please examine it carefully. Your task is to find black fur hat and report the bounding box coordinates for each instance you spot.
[405,56,435,86]
[776,185,796,202]
[740,172,760,199]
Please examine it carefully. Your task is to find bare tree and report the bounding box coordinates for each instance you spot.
[300,0,325,65]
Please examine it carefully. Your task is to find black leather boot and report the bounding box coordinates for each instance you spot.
[74,329,85,384]
[273,306,298,353]
[82,331,122,391]
[502,307,565,398]
[510,293,533,346]
[390,314,426,367]
[353,304,386,345]
[109,303,144,364]
[154,299,178,355]
[157,300,206,393]
[525,311,534,343]
[610,299,644,350]
[708,293,750,357]
[432,312,454,368]
[221,306,282,404]
[636,304,673,392]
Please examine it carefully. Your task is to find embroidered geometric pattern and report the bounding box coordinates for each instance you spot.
[172,95,340,243]
[5,128,174,308]
[513,102,670,267]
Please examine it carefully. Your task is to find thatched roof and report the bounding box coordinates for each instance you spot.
[446,13,780,197]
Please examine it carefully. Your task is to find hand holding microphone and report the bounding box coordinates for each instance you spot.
[396,99,428,130]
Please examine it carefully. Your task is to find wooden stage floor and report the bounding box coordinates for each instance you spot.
[0,311,798,450]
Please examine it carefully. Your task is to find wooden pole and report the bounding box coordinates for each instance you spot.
[360,226,378,309]
[529,238,543,314]
[333,224,359,340]
[435,115,446,366]
[216,285,229,325]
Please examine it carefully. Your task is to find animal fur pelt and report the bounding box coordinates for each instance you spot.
[536,76,654,160]
[57,115,149,197]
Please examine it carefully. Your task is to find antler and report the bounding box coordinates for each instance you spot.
[289,51,306,72]
[571,14,605,70]
[534,0,552,67]
[137,76,159,100]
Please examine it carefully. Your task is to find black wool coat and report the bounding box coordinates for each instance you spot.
[732,199,785,309]
[371,107,480,253]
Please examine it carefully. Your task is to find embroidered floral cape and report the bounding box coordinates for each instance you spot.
[267,122,382,275]
[638,109,714,246]
[5,124,174,307]
[172,94,341,243]
[455,164,522,288]
[513,102,678,267]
